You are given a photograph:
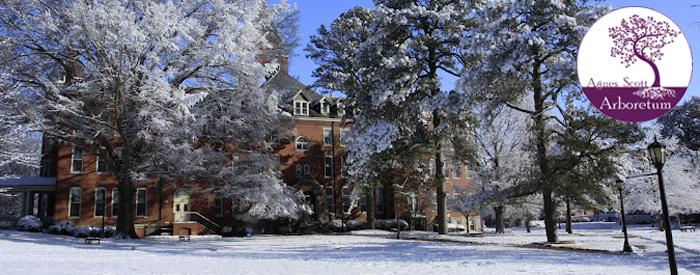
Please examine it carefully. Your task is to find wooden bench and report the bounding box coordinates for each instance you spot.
[467,232,484,237]
[680,226,696,232]
[84,237,100,245]
[179,228,191,242]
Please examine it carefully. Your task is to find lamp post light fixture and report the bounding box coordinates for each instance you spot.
[647,136,678,275]
[616,178,633,253]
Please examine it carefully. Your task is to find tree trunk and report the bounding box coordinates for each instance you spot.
[115,174,137,239]
[434,109,448,235]
[367,189,376,229]
[532,61,558,243]
[494,205,505,234]
[565,199,572,234]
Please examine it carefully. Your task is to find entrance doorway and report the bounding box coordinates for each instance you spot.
[173,190,190,222]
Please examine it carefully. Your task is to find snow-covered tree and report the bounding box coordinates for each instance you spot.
[307,0,478,234]
[617,126,700,218]
[658,96,700,151]
[462,0,611,242]
[0,0,303,238]
[460,104,533,233]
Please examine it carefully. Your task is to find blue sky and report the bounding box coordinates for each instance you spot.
[279,0,699,100]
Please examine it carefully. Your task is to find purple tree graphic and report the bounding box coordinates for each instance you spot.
[609,15,679,95]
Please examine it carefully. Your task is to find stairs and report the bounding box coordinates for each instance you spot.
[159,224,173,236]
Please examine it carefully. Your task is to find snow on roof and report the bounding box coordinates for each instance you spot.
[0,176,56,187]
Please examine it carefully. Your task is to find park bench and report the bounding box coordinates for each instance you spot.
[467,231,484,237]
[84,237,100,245]
[680,226,696,232]
[179,228,191,242]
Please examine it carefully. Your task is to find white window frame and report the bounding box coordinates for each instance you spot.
[323,128,333,146]
[68,187,81,218]
[320,99,330,114]
[96,149,109,174]
[111,188,118,217]
[293,100,309,116]
[340,129,350,147]
[94,187,106,218]
[295,136,309,151]
[324,155,333,178]
[337,102,345,116]
[342,186,352,214]
[135,188,147,217]
[71,146,83,174]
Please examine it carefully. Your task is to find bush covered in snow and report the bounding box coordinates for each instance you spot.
[375,219,408,231]
[47,220,76,236]
[16,215,42,232]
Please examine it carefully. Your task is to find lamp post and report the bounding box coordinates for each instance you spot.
[648,136,677,275]
[616,178,632,253]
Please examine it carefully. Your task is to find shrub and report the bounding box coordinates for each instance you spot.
[16,215,42,232]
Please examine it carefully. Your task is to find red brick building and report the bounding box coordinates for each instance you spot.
[1,57,480,236]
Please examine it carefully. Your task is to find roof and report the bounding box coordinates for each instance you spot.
[263,71,348,119]
[0,176,56,187]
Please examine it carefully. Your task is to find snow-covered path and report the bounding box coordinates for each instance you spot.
[0,229,695,275]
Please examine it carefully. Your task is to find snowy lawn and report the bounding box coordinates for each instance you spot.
[384,222,700,274]
[1,226,697,275]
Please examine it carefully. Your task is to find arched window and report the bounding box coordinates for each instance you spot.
[296,136,309,151]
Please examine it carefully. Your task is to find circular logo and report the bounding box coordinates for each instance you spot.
[578,7,692,122]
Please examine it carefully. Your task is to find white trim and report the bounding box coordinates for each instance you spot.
[70,146,83,174]
[340,129,350,147]
[135,188,147,217]
[293,100,309,116]
[94,187,106,218]
[322,127,333,146]
[324,155,333,178]
[96,149,109,174]
[452,163,461,179]
[111,188,118,217]
[294,116,345,122]
[295,136,309,151]
[319,98,330,114]
[68,187,81,218]
[342,186,352,214]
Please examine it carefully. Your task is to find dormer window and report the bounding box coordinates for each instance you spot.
[294,100,308,116]
[320,98,330,115]
[337,102,345,116]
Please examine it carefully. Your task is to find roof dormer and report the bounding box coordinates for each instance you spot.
[319,97,330,115]
[293,90,309,116]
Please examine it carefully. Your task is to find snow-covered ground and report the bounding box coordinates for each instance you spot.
[0,223,697,274]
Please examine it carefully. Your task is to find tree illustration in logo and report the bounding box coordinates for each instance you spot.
[609,15,680,99]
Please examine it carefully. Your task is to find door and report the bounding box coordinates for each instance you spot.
[173,190,190,222]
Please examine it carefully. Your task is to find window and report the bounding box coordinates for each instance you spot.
[453,163,461,178]
[136,188,147,217]
[97,149,109,174]
[341,155,348,178]
[215,197,224,217]
[342,186,352,213]
[94,188,106,217]
[376,188,384,214]
[295,164,311,178]
[323,128,333,146]
[294,101,308,115]
[340,129,350,146]
[325,187,335,213]
[324,155,333,178]
[71,146,83,174]
[111,189,118,217]
[295,164,303,178]
[337,102,345,116]
[320,100,330,114]
[295,136,309,151]
[69,187,81,218]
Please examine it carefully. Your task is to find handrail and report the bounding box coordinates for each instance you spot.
[186,211,222,234]
[143,216,169,236]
